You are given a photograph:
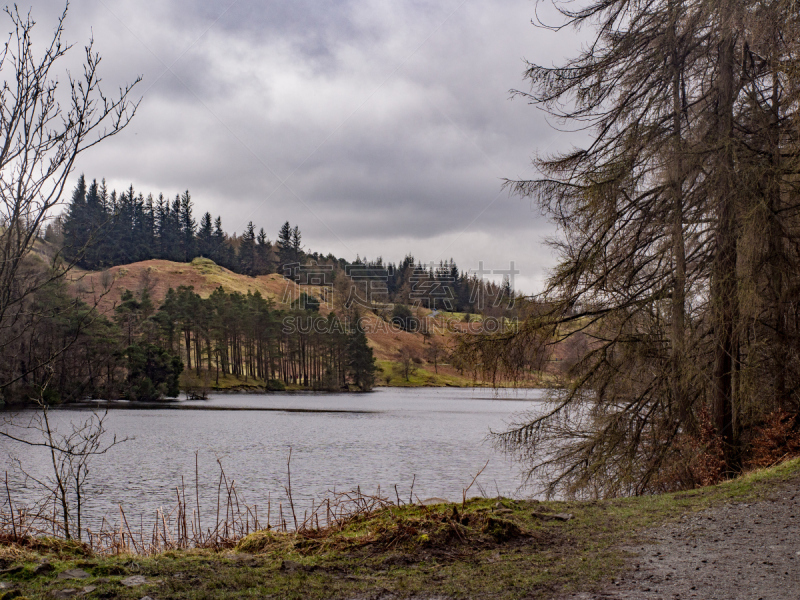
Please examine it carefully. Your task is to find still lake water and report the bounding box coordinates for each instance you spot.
[1,387,546,531]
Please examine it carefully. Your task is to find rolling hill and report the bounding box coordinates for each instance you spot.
[66,257,553,389]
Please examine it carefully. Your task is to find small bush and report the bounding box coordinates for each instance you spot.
[747,411,800,469]
[266,379,286,391]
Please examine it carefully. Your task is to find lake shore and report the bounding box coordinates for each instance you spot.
[2,458,798,599]
[0,384,549,410]
[0,388,543,536]
[182,363,551,396]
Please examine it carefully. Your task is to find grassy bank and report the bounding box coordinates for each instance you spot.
[181,365,548,393]
[2,458,799,600]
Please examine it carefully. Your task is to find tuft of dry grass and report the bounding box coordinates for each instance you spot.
[236,500,530,558]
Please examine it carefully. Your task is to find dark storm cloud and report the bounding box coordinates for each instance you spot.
[28,0,585,291]
[167,0,365,55]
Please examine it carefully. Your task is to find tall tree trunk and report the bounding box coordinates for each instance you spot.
[184,328,192,371]
[711,3,738,468]
[766,44,788,410]
[669,0,688,424]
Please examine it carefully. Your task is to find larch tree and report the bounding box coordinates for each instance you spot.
[458,0,800,495]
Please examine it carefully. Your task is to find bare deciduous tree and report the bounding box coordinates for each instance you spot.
[424,338,443,374]
[0,2,137,540]
[0,2,139,394]
[2,380,125,540]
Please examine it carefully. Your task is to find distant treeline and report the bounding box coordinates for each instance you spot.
[48,176,519,315]
[0,275,376,405]
[154,285,376,392]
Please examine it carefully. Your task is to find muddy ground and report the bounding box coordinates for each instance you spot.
[563,474,800,600]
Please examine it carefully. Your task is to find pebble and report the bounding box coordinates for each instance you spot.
[121,575,148,587]
[33,561,54,575]
[56,569,90,581]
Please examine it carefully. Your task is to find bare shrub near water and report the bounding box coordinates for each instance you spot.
[1,450,480,556]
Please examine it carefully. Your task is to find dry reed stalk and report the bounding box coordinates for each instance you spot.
[195,452,201,540]
[285,448,298,531]
[462,460,489,507]
[1,456,430,556]
[5,472,16,542]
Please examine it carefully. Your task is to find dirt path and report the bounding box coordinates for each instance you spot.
[563,475,800,600]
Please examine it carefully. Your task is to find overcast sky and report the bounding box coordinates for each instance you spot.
[38,0,584,293]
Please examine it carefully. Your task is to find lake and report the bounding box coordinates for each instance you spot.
[1,387,546,534]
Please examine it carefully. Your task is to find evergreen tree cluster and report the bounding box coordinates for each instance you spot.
[59,176,519,316]
[61,175,292,276]
[0,272,378,405]
[0,276,184,405]
[345,254,516,315]
[156,285,376,391]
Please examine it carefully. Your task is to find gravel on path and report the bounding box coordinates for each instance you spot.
[562,477,800,600]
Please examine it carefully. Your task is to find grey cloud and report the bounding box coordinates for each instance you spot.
[28,0,585,293]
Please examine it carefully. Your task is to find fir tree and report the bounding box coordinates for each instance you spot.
[170,195,183,261]
[179,191,196,261]
[291,225,302,263]
[112,185,137,265]
[131,192,150,263]
[155,194,170,259]
[99,179,109,213]
[255,227,273,275]
[62,174,88,264]
[238,221,257,275]
[197,212,214,258]
[143,194,155,255]
[82,179,106,268]
[278,221,293,273]
[211,216,232,267]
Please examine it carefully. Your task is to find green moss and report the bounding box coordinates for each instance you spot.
[482,516,525,542]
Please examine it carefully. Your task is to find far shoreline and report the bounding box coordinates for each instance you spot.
[0,384,549,411]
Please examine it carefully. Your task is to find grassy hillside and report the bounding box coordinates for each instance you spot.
[72,258,304,315]
[68,258,549,389]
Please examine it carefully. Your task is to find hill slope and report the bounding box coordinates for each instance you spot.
[69,257,548,388]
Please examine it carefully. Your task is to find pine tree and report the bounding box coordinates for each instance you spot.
[179,191,196,262]
[62,175,88,264]
[346,328,376,391]
[278,221,293,273]
[238,221,257,275]
[197,212,214,258]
